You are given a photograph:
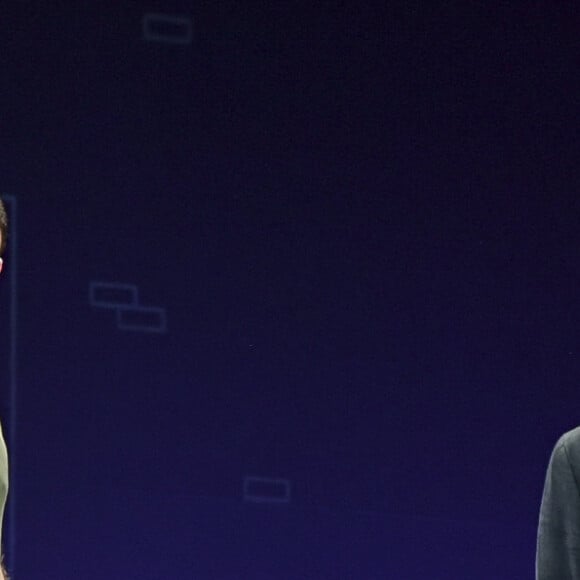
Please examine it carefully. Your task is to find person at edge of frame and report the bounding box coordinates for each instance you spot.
[0,198,10,580]
[537,425,580,579]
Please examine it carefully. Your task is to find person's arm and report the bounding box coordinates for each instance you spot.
[0,426,8,580]
[536,434,580,579]
[0,427,7,580]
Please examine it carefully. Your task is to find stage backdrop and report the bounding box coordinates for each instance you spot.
[0,2,578,578]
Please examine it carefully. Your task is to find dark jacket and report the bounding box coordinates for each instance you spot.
[537,426,580,579]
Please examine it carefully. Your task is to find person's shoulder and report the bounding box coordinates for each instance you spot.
[552,426,580,463]
[556,426,580,447]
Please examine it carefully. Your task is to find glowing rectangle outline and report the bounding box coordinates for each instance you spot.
[243,476,292,504]
[1,194,17,574]
[142,13,193,45]
[89,282,139,309]
[116,305,167,334]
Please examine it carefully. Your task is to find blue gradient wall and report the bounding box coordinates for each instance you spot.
[0,2,578,578]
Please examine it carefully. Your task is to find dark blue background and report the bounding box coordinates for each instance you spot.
[0,1,579,577]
